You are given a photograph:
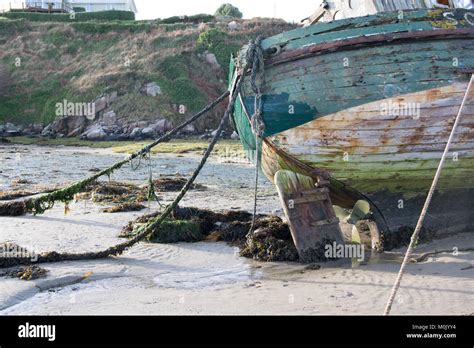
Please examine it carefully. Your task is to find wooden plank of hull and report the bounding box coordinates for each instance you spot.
[270,40,474,78]
[266,28,474,67]
[262,9,474,51]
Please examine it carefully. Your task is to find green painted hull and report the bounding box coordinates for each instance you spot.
[230,9,474,237]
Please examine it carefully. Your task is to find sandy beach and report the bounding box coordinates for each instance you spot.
[1,145,473,315]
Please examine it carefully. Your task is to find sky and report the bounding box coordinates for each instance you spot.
[134,0,321,22]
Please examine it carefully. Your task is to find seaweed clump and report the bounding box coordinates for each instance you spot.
[78,181,149,213]
[381,226,436,251]
[82,181,148,204]
[239,216,299,262]
[101,202,146,213]
[78,179,202,207]
[120,206,299,262]
[0,200,27,216]
[0,265,48,281]
[152,176,204,192]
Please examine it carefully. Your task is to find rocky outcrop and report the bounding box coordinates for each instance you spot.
[140,82,162,97]
[38,91,119,138]
[0,123,21,136]
[91,91,117,120]
[180,124,196,135]
[23,123,44,135]
[101,110,117,126]
[129,127,142,139]
[230,131,240,140]
[199,128,232,139]
[228,21,241,31]
[0,122,45,137]
[125,119,173,140]
[205,52,219,67]
[81,124,107,141]
[198,51,220,68]
[77,118,175,141]
[41,115,87,138]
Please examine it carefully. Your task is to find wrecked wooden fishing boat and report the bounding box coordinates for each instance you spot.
[230,7,474,252]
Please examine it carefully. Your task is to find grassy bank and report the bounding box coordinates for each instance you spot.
[7,136,245,157]
[0,17,295,130]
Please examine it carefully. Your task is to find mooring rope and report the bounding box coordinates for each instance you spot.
[0,91,230,216]
[383,74,474,315]
[0,78,244,269]
[146,150,164,207]
[129,150,144,171]
[248,112,263,236]
[245,36,266,236]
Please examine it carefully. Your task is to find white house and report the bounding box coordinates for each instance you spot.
[67,0,137,13]
[0,0,137,13]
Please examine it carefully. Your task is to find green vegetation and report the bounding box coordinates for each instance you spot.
[110,138,244,157]
[0,76,104,124]
[73,7,86,13]
[159,14,215,24]
[146,219,205,243]
[215,3,243,18]
[72,20,153,33]
[158,56,187,80]
[197,28,240,74]
[9,136,135,148]
[156,54,207,113]
[0,18,29,34]
[3,10,135,22]
[160,77,207,112]
[0,64,12,97]
[8,136,245,157]
[152,32,199,49]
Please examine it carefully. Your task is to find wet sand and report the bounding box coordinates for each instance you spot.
[0,145,473,315]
